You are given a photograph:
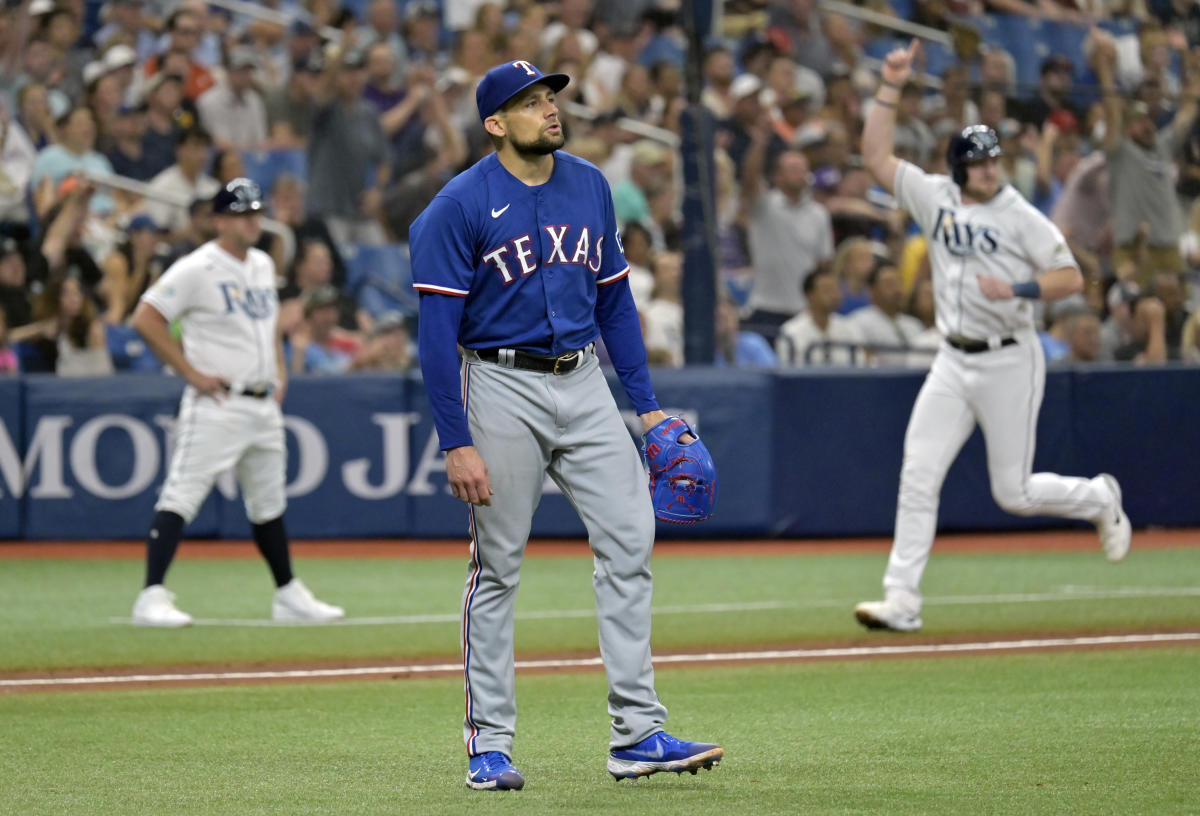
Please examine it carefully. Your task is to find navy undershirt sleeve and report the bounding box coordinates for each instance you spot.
[417,292,473,450]
[595,277,659,415]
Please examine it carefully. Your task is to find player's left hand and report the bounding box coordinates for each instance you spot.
[640,409,695,443]
[977,275,1014,300]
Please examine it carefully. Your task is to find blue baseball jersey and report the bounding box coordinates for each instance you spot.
[410,151,630,355]
[410,149,658,450]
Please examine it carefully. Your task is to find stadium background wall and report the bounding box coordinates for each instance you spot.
[0,367,1196,540]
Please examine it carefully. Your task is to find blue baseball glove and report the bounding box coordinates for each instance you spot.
[642,416,718,524]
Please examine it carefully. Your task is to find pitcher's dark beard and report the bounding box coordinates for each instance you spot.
[511,129,565,156]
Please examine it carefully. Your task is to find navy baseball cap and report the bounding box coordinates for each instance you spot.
[475,61,569,123]
[211,178,264,215]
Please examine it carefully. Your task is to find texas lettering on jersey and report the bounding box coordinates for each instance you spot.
[218,282,276,320]
[931,207,1000,257]
[483,224,605,284]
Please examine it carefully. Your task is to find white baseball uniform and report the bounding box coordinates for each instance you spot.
[881,162,1116,611]
[141,241,286,524]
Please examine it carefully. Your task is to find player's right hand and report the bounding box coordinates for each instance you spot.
[188,372,230,400]
[446,446,494,506]
[882,38,920,86]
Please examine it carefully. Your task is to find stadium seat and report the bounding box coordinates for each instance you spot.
[240,149,307,195]
[106,324,162,372]
[343,243,418,320]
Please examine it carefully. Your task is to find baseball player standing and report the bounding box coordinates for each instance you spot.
[129,178,344,627]
[409,61,722,791]
[854,42,1132,633]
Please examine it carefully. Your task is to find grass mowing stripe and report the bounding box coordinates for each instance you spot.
[2,650,1197,815]
[96,586,1200,628]
[5,632,1197,689]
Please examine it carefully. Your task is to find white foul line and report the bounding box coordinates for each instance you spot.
[103,586,1200,627]
[3,633,1198,689]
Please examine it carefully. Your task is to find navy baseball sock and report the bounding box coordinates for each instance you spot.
[251,516,294,588]
[144,511,185,587]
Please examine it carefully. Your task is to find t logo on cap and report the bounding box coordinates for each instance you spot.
[476,60,570,123]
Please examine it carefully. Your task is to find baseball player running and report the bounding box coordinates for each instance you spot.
[854,42,1131,633]
[409,61,722,791]
[129,178,344,627]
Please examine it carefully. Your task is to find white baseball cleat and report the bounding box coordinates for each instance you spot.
[854,599,923,633]
[1096,473,1131,563]
[272,578,345,622]
[132,584,194,628]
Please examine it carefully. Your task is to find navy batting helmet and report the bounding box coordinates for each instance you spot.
[211,177,263,215]
[946,125,1002,186]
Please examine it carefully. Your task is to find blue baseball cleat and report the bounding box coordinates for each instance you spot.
[607,731,724,780]
[466,751,525,791]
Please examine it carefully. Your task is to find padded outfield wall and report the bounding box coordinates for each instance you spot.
[0,366,1196,540]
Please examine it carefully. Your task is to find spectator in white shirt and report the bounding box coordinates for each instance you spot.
[143,127,219,236]
[848,259,927,367]
[196,47,268,150]
[776,267,864,367]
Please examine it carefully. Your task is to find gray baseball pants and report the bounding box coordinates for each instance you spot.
[458,352,667,757]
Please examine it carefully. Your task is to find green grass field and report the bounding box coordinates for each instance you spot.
[1,543,1198,814]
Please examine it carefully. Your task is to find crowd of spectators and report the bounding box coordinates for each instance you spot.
[1,0,1199,379]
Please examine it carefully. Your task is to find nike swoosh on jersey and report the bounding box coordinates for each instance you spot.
[491,204,511,218]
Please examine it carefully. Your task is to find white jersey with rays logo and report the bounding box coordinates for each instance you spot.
[894,160,1077,340]
[141,241,280,387]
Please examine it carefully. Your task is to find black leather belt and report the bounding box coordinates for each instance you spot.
[239,385,275,398]
[475,347,588,374]
[946,336,1016,354]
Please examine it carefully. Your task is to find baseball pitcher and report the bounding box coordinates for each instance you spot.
[409,61,721,791]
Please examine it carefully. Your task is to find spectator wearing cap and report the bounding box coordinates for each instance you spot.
[29,106,116,217]
[196,47,268,150]
[264,51,323,148]
[105,102,155,180]
[289,284,363,374]
[403,1,450,71]
[140,71,187,178]
[740,111,834,343]
[719,72,785,172]
[100,43,140,105]
[99,213,170,324]
[1091,29,1198,288]
[93,0,158,64]
[612,139,671,234]
[306,47,391,247]
[1100,280,1167,364]
[1014,54,1083,129]
[353,310,415,371]
[143,127,219,236]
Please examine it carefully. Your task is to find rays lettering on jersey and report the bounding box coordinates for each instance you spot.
[482,226,604,284]
[931,207,1000,257]
[218,282,276,319]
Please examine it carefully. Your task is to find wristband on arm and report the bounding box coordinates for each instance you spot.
[1011,280,1042,299]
